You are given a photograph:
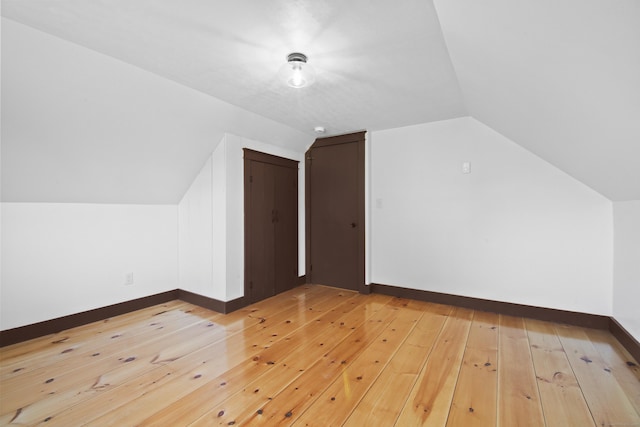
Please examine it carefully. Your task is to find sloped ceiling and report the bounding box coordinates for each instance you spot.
[1,0,465,135]
[0,18,312,204]
[2,0,639,202]
[434,0,640,201]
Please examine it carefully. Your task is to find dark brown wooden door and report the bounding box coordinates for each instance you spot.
[274,164,298,294]
[245,149,298,304]
[306,132,365,292]
[247,160,276,303]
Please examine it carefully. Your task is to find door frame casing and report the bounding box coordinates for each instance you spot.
[305,131,369,294]
[244,148,299,304]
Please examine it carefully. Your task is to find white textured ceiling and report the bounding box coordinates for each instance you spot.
[1,0,466,136]
[2,0,639,202]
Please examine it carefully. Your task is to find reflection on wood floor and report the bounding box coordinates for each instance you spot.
[1,285,639,426]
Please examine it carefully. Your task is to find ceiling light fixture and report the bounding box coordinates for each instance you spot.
[281,52,315,88]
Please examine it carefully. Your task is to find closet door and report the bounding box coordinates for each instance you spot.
[247,160,276,303]
[274,164,298,294]
[306,132,365,292]
[244,149,298,304]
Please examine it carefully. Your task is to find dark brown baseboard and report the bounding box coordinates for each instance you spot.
[0,289,249,348]
[370,282,639,363]
[225,296,248,313]
[177,289,225,313]
[609,317,640,364]
[298,275,307,285]
[177,289,245,315]
[371,283,609,329]
[370,283,610,328]
[0,290,178,348]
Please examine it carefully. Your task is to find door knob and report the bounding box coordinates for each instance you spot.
[351,222,357,228]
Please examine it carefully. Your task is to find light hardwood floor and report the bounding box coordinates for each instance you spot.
[1,285,638,426]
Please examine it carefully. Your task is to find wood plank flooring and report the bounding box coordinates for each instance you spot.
[1,285,638,426]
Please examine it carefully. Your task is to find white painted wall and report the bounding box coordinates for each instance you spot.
[178,134,306,302]
[177,137,229,301]
[178,156,215,299]
[211,140,229,300]
[370,117,613,315]
[613,201,640,340]
[0,203,178,330]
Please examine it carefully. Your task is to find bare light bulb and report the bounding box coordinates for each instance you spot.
[281,52,315,88]
[289,63,305,88]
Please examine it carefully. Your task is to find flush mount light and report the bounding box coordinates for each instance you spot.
[281,52,315,88]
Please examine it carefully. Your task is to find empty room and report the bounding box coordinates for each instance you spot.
[1,0,639,426]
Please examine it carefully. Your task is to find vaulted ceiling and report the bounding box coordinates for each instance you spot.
[435,0,640,201]
[2,0,639,202]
